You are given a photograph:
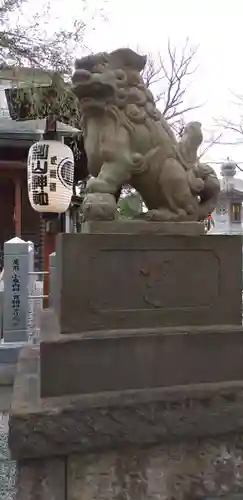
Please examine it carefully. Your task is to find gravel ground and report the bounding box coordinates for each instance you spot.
[0,413,16,500]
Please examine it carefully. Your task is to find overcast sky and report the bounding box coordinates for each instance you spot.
[14,0,243,173]
[82,0,243,172]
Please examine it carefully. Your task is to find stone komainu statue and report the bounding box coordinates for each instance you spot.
[72,48,220,221]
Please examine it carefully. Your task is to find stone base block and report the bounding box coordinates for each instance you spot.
[15,459,65,500]
[55,233,242,334]
[13,437,243,499]
[8,335,243,460]
[81,220,205,235]
[67,440,243,499]
[40,325,243,398]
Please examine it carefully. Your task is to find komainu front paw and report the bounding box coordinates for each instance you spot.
[86,177,113,194]
[82,193,117,221]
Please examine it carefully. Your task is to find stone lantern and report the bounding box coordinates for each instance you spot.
[212,158,243,234]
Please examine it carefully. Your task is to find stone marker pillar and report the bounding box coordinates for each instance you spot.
[27,241,35,339]
[3,237,31,342]
[49,252,56,310]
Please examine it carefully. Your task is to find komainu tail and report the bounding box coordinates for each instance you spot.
[196,163,220,220]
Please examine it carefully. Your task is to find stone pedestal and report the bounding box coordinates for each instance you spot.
[8,223,243,499]
[55,231,241,334]
[8,344,243,498]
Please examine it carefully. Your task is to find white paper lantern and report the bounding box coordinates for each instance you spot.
[27,140,74,213]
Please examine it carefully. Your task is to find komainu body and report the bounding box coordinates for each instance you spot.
[72,48,220,221]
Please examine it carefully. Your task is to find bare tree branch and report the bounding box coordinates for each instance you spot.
[217,117,243,136]
[216,93,243,139]
[0,0,103,74]
[235,164,243,173]
[0,0,108,133]
[141,38,201,129]
[199,132,223,159]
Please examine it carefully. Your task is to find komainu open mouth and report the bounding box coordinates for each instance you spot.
[73,80,115,101]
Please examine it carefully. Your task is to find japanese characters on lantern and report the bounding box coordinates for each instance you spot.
[27,140,74,213]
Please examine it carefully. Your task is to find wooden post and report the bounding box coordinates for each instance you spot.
[49,252,57,309]
[14,176,22,237]
[43,223,56,309]
[41,115,60,309]
[40,215,58,310]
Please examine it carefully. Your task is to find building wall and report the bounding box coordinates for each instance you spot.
[211,181,243,234]
[0,178,15,242]
[211,200,243,234]
[0,81,10,117]
[0,172,41,269]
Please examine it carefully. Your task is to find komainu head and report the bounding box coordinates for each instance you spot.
[72,48,163,123]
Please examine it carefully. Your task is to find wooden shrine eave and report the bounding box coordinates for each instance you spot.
[0,66,54,85]
[0,124,42,146]
[0,160,25,170]
[219,189,243,201]
[0,136,38,148]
